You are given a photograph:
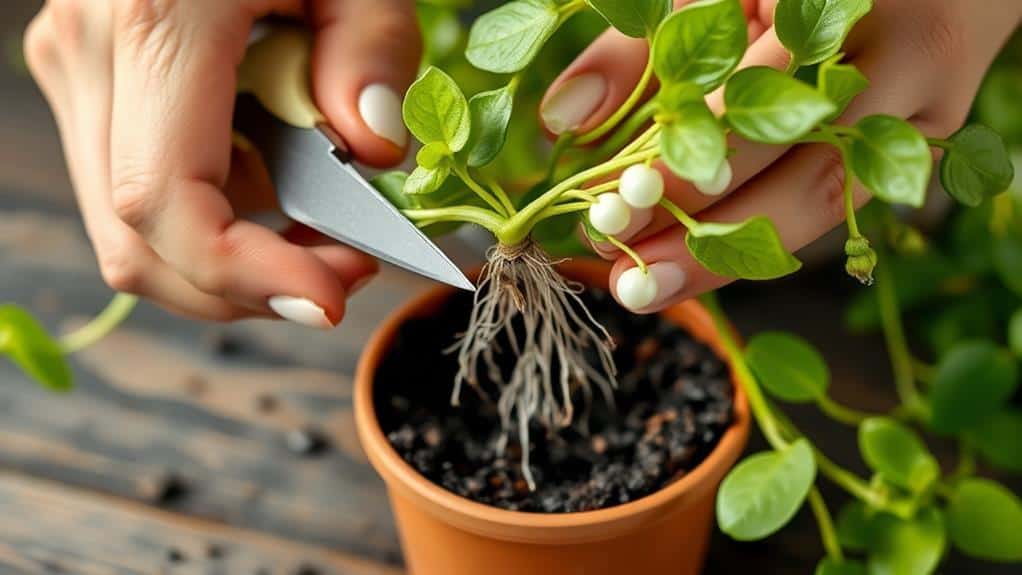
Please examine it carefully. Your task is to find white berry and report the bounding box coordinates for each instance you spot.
[588,193,631,235]
[619,164,664,209]
[616,267,658,310]
[694,160,733,196]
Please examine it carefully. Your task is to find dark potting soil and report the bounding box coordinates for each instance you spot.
[375,286,734,513]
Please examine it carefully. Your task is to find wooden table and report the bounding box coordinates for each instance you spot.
[0,2,1015,573]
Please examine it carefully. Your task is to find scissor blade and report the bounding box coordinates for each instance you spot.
[233,95,474,291]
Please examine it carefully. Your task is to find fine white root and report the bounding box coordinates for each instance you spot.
[448,240,617,489]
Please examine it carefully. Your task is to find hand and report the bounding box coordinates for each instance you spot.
[24,0,421,327]
[540,0,1022,312]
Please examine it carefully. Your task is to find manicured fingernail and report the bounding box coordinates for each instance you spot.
[268,296,334,329]
[541,73,607,134]
[592,207,653,258]
[634,261,687,312]
[694,159,733,196]
[358,83,407,147]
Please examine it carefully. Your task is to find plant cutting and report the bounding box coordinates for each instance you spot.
[5,0,1022,574]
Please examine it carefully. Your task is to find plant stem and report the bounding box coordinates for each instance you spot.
[700,292,789,450]
[479,170,517,215]
[950,441,976,482]
[556,179,620,204]
[500,148,659,244]
[574,56,654,146]
[927,137,953,150]
[545,133,577,182]
[590,101,657,162]
[403,206,505,234]
[60,293,138,354]
[536,201,592,220]
[817,395,871,426]
[838,145,862,238]
[808,487,844,562]
[784,59,800,75]
[875,252,923,413]
[454,164,510,216]
[606,236,647,273]
[659,197,700,231]
[617,123,661,159]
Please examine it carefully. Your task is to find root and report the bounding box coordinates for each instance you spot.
[448,240,617,489]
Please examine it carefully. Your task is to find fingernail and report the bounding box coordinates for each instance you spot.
[348,274,374,296]
[694,159,733,196]
[358,83,407,148]
[644,261,687,310]
[268,296,334,329]
[541,73,607,134]
[592,207,653,258]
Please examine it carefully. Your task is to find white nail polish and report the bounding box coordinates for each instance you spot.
[647,261,686,308]
[268,296,333,329]
[615,206,653,242]
[358,84,407,147]
[541,73,607,134]
[694,159,733,196]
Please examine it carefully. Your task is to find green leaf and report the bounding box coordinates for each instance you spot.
[858,417,939,493]
[946,478,1022,562]
[849,115,932,208]
[586,0,670,38]
[867,508,946,575]
[582,215,608,243]
[403,67,471,151]
[652,0,748,92]
[774,0,873,67]
[659,99,727,184]
[372,171,416,211]
[465,85,514,167]
[465,0,560,74]
[724,67,836,143]
[969,409,1022,473]
[994,232,1022,296]
[818,55,868,121]
[939,124,1015,207]
[686,216,802,280]
[0,305,72,392]
[816,558,867,575]
[716,439,816,541]
[745,331,829,403]
[404,163,451,195]
[929,341,1018,435]
[1011,308,1022,357]
[417,141,452,169]
[837,501,873,551]
[976,65,1022,147]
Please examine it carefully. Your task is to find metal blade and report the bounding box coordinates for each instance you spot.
[233,94,473,291]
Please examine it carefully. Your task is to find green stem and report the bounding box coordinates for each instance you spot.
[454,164,509,216]
[60,294,138,354]
[700,292,789,450]
[617,123,661,159]
[784,59,800,75]
[590,101,657,162]
[556,179,620,204]
[838,144,862,238]
[927,137,953,150]
[950,441,976,482]
[808,488,844,562]
[816,395,871,426]
[545,133,577,183]
[606,236,647,273]
[826,124,861,139]
[659,197,700,231]
[403,206,505,234]
[875,249,923,413]
[500,148,659,244]
[535,201,592,220]
[574,56,655,146]
[479,170,517,216]
[912,358,936,387]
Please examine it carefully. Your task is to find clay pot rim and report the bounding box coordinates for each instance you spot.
[354,259,750,543]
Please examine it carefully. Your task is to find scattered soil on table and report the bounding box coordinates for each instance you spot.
[375,286,734,513]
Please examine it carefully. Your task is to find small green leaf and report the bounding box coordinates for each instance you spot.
[586,0,670,38]
[652,0,748,92]
[774,0,873,67]
[659,98,727,184]
[849,115,932,208]
[1010,308,1022,357]
[417,141,452,169]
[403,67,471,151]
[858,417,939,493]
[0,305,72,392]
[686,216,802,280]
[724,67,836,143]
[994,231,1022,296]
[815,558,867,575]
[745,331,829,403]
[372,171,416,211]
[716,439,816,541]
[969,409,1022,474]
[946,478,1022,562]
[837,501,873,551]
[465,85,514,167]
[940,124,1015,207]
[404,163,451,195]
[465,0,560,74]
[867,508,946,575]
[818,55,868,121]
[929,341,1018,435]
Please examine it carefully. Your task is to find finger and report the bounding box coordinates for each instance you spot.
[108,2,365,328]
[281,223,380,295]
[308,0,420,167]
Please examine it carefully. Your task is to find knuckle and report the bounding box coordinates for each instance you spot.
[23,13,56,78]
[810,146,850,225]
[909,4,964,65]
[98,245,145,293]
[188,232,237,298]
[111,174,162,231]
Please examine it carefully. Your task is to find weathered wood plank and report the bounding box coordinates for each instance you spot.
[0,470,402,575]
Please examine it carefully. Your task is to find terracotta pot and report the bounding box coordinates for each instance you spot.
[355,259,750,575]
